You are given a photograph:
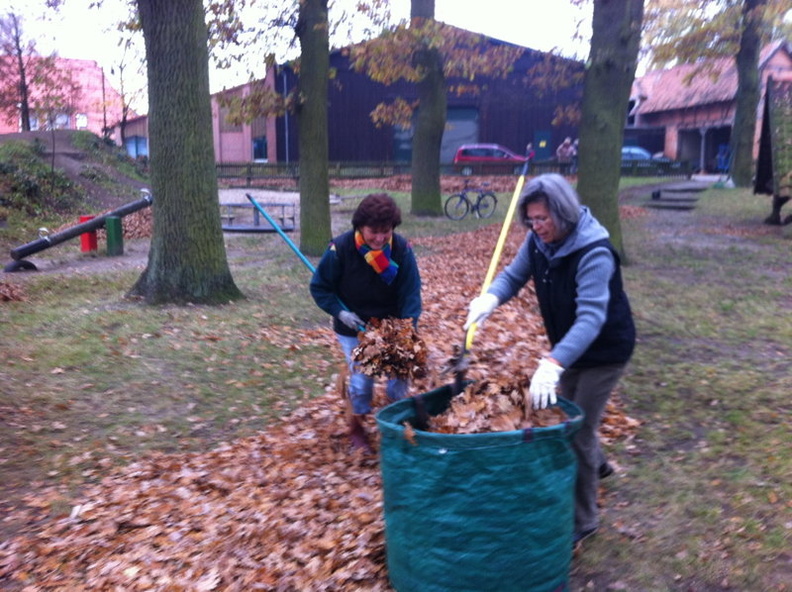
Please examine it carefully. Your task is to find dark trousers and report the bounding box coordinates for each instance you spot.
[560,363,628,534]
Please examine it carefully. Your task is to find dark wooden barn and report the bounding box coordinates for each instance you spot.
[275,29,583,165]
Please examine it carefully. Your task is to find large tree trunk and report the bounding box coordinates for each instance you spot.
[410,0,445,216]
[296,0,332,257]
[129,0,242,304]
[410,45,446,216]
[730,0,766,188]
[577,0,644,257]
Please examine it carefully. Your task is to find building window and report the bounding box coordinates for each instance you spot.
[253,136,268,162]
[220,106,242,133]
[626,99,637,127]
[125,135,149,158]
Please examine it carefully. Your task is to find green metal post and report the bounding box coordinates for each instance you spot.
[106,216,124,256]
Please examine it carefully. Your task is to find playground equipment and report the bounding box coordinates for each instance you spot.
[4,189,152,273]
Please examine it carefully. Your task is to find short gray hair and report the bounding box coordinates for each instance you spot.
[517,173,580,236]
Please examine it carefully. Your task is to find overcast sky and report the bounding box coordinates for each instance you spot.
[14,0,592,114]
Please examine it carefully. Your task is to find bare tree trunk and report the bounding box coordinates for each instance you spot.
[730,0,766,187]
[577,0,644,257]
[118,63,130,146]
[129,0,242,304]
[296,0,332,257]
[410,0,445,216]
[9,13,32,132]
[410,0,434,18]
[17,51,31,132]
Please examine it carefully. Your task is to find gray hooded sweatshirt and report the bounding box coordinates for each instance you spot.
[487,206,616,368]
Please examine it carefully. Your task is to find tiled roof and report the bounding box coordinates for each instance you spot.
[633,41,790,115]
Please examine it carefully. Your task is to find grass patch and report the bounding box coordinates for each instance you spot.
[595,185,792,590]
[0,251,335,508]
[0,140,84,217]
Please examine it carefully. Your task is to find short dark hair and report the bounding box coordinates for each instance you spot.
[352,193,402,229]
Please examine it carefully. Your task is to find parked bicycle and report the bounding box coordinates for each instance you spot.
[444,180,498,220]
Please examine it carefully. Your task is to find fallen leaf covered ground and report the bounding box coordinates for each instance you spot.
[0,222,641,591]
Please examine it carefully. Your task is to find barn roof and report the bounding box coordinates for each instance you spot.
[633,41,790,115]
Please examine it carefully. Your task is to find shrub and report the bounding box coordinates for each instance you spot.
[0,141,84,216]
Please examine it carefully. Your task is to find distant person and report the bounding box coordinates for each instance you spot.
[556,137,575,175]
[464,173,636,551]
[525,142,536,162]
[716,144,730,173]
[570,138,579,174]
[309,194,422,452]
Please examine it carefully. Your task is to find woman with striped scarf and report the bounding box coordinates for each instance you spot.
[310,194,422,452]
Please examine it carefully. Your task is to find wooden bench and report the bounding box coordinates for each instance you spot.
[220,202,296,233]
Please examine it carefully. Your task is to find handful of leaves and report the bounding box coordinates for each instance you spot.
[352,317,428,380]
[429,376,567,434]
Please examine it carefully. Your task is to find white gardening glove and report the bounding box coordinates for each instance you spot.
[464,293,499,330]
[338,310,364,330]
[529,358,564,409]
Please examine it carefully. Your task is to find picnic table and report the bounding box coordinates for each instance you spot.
[220,202,296,233]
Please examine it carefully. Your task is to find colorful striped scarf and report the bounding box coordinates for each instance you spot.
[355,230,399,285]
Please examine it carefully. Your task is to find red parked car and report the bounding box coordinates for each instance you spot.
[453,143,528,175]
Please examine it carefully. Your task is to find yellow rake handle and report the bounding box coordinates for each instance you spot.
[464,170,528,351]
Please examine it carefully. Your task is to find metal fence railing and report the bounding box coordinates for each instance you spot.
[216,159,692,187]
[620,159,692,178]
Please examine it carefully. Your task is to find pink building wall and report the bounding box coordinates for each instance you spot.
[212,68,278,164]
[0,57,130,136]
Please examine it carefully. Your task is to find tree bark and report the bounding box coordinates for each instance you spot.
[410,44,446,216]
[730,0,766,187]
[296,0,332,257]
[129,0,242,304]
[1,13,32,131]
[15,46,31,133]
[577,0,644,257]
[410,0,435,19]
[410,0,445,216]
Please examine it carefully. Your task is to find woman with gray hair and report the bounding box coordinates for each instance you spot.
[464,173,635,550]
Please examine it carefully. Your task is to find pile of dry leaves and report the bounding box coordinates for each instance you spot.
[0,223,642,591]
[51,208,153,241]
[0,281,26,302]
[431,377,568,434]
[353,317,428,380]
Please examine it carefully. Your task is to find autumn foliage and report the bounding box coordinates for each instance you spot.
[348,21,525,128]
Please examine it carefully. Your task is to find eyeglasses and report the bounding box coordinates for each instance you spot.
[525,215,550,227]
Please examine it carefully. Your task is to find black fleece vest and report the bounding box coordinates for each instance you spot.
[531,236,635,369]
[332,230,409,336]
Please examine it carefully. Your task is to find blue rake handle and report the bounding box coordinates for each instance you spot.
[245,193,363,331]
